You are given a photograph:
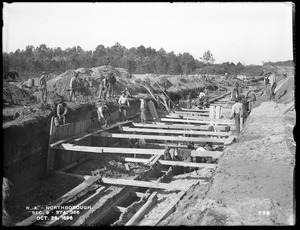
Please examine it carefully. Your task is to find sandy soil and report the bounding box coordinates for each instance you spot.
[159,77,295,226]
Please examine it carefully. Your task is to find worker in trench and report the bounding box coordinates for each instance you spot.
[118,91,130,121]
[246,90,257,113]
[56,101,68,125]
[97,102,111,128]
[230,82,239,101]
[229,95,244,135]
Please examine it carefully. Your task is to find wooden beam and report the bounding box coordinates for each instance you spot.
[100,178,188,191]
[149,154,161,166]
[143,155,157,166]
[191,150,223,159]
[224,136,236,145]
[122,127,232,137]
[113,206,128,213]
[180,108,209,112]
[44,186,106,226]
[133,122,213,131]
[125,192,158,226]
[160,118,234,125]
[174,111,210,115]
[131,191,146,198]
[120,157,216,169]
[98,132,226,144]
[16,175,102,226]
[70,120,133,144]
[54,144,165,155]
[168,113,232,122]
[152,181,200,226]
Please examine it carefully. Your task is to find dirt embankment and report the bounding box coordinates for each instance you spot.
[160,75,295,226]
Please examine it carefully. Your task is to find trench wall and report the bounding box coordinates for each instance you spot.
[3,99,141,194]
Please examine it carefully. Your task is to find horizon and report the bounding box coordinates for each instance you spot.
[3,2,294,65]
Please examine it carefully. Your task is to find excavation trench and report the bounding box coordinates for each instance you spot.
[8,86,253,226]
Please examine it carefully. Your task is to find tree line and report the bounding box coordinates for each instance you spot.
[2,43,293,78]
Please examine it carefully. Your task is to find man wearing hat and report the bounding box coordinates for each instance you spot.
[39,71,48,105]
[229,95,243,135]
[70,72,79,102]
[56,101,68,125]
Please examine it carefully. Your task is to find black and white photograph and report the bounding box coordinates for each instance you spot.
[2,2,295,226]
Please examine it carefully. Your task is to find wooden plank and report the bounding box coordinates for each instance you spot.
[133,122,213,131]
[152,182,200,226]
[16,175,102,226]
[98,132,226,144]
[113,206,128,213]
[120,157,216,169]
[180,108,209,112]
[122,127,231,137]
[224,136,236,145]
[100,178,188,191]
[168,113,231,122]
[160,118,234,125]
[143,155,157,166]
[147,101,160,121]
[45,186,106,226]
[149,154,161,166]
[125,192,158,226]
[191,150,223,158]
[46,116,55,175]
[54,144,165,155]
[68,120,133,144]
[131,191,146,198]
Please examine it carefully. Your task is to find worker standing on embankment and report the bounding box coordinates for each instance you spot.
[39,71,48,105]
[69,72,79,102]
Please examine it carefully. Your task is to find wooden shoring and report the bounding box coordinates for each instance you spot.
[97,132,227,144]
[125,192,158,226]
[190,150,223,158]
[50,120,132,148]
[167,113,230,122]
[132,122,214,131]
[54,144,165,155]
[16,175,103,226]
[122,127,232,137]
[120,157,216,169]
[151,181,200,226]
[160,118,234,125]
[44,186,107,226]
[99,178,188,191]
[46,116,55,175]
[180,108,209,112]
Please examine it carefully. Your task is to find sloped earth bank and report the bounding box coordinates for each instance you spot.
[160,102,295,226]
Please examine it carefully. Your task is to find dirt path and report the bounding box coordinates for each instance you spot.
[160,100,295,226]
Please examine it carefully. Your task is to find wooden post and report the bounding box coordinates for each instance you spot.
[46,116,55,175]
[240,115,243,133]
[125,192,158,226]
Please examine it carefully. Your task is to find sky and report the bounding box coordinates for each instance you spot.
[2,2,294,65]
